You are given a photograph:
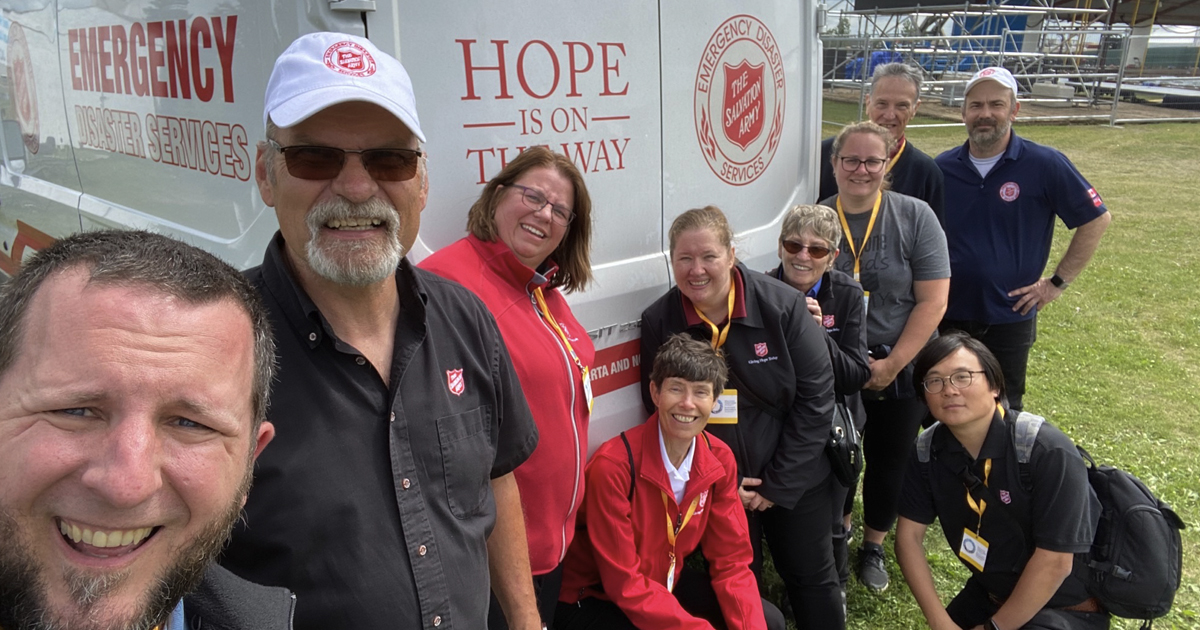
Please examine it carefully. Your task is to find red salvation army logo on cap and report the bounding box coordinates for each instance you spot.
[980,68,998,77]
[323,41,377,77]
[999,182,1021,202]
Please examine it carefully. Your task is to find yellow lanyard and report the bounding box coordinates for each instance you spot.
[691,275,736,349]
[887,137,907,173]
[964,458,993,533]
[661,491,701,592]
[533,286,587,377]
[836,191,883,283]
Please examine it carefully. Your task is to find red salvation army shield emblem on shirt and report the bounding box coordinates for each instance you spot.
[999,489,1012,504]
[722,60,765,150]
[323,41,377,77]
[999,182,1020,202]
[446,369,465,396]
[823,314,836,328]
[754,342,769,357]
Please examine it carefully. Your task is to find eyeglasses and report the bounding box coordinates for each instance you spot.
[509,184,575,226]
[781,240,833,259]
[836,156,887,173]
[268,140,423,182]
[921,370,987,394]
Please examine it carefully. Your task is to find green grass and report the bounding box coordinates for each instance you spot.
[765,104,1200,629]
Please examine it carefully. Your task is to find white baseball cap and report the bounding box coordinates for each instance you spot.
[964,67,1019,101]
[263,32,426,142]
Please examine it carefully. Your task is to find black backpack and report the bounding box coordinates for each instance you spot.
[916,413,1187,626]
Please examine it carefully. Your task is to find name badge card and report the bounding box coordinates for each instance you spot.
[959,528,989,571]
[708,389,739,424]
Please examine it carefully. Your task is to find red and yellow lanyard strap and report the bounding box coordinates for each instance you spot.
[835,191,883,283]
[532,286,587,378]
[661,491,701,592]
[691,276,736,349]
[887,137,907,173]
[964,458,993,533]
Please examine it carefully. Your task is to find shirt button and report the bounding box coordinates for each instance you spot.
[402,478,411,489]
[433,616,442,626]
[308,332,317,342]
[418,544,427,556]
[355,356,366,365]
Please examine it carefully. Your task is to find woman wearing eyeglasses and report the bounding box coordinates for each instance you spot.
[767,204,870,592]
[819,121,950,594]
[640,206,842,630]
[422,146,594,630]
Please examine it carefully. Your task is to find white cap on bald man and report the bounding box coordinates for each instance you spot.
[964,67,1019,101]
[263,32,425,142]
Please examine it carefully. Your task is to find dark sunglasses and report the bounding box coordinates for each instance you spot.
[781,240,832,259]
[268,140,423,182]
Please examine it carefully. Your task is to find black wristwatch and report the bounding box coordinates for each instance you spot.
[1050,273,1069,289]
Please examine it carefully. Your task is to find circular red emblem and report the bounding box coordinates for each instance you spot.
[7,22,41,155]
[999,182,1020,202]
[693,15,786,186]
[322,41,377,77]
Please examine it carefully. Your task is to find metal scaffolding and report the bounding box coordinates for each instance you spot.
[817,0,1193,125]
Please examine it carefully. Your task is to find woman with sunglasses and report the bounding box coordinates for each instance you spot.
[767,204,870,593]
[422,146,594,630]
[820,121,949,594]
[640,206,842,630]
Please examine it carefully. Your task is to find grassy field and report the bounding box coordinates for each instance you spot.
[798,100,1200,629]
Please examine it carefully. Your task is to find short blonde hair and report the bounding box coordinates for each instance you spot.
[780,204,842,252]
[830,121,895,192]
[668,206,734,257]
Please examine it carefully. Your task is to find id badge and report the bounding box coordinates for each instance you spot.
[582,367,594,413]
[708,388,738,424]
[959,528,989,571]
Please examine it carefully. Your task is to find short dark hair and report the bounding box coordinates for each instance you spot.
[912,331,1007,404]
[0,230,276,428]
[466,146,593,293]
[649,334,728,394]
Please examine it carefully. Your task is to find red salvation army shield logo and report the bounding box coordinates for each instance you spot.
[694,15,786,186]
[754,342,769,357]
[723,60,765,150]
[446,369,465,396]
[999,182,1020,202]
[324,41,377,77]
[823,314,836,329]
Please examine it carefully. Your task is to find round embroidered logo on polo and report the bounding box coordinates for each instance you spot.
[999,182,1020,202]
[323,41,377,77]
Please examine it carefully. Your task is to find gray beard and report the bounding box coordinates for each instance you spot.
[968,118,1011,152]
[305,197,404,287]
[0,482,249,630]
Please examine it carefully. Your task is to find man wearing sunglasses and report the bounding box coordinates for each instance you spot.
[935,67,1111,412]
[220,32,542,630]
[817,62,945,223]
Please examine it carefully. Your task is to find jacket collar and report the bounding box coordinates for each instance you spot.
[465,233,558,293]
[638,416,727,508]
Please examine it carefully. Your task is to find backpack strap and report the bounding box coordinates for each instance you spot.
[620,431,636,502]
[1011,411,1045,492]
[916,421,942,463]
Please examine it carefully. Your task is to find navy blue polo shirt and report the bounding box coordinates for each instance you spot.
[936,133,1107,324]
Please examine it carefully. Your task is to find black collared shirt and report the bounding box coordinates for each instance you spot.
[221,234,538,630]
[899,409,1098,607]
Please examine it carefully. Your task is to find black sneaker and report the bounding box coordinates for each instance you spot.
[855,542,889,592]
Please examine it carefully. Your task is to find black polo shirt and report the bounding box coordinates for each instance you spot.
[899,410,1098,607]
[221,233,538,630]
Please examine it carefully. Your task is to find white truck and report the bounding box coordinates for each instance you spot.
[0,0,824,449]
